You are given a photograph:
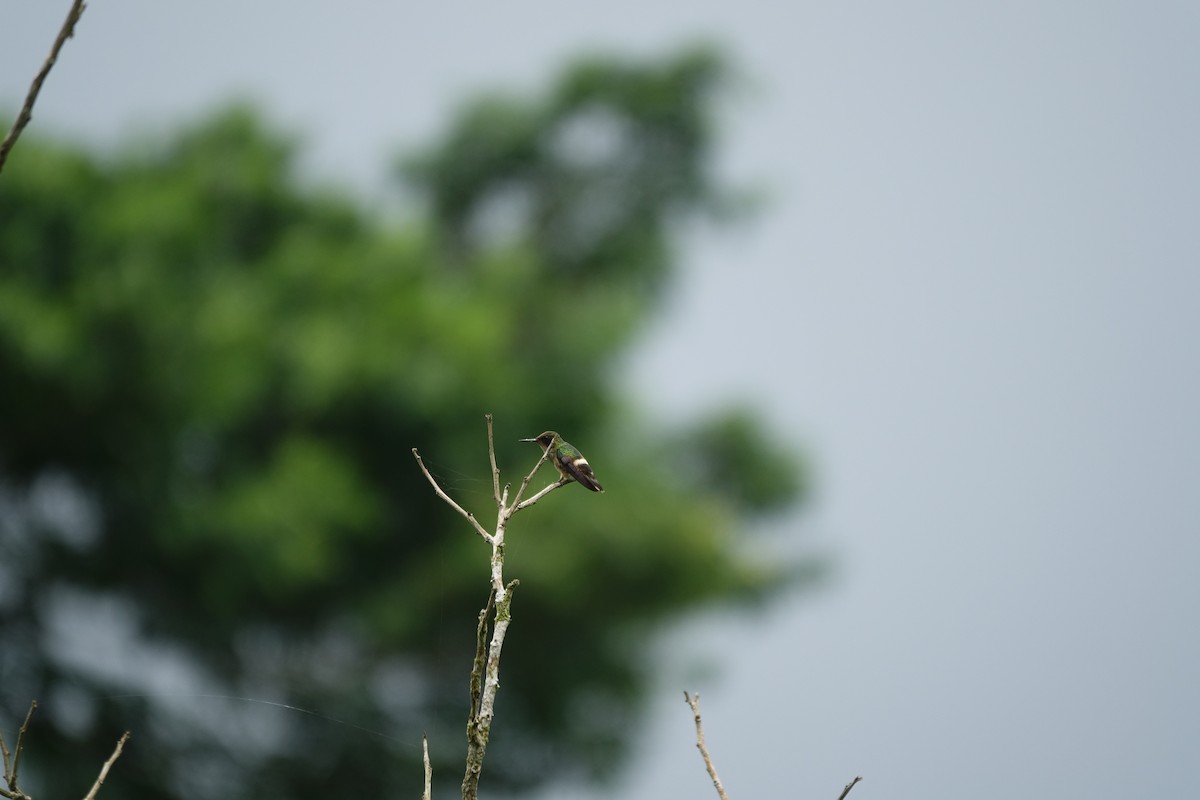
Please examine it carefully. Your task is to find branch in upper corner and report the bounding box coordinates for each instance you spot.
[683,691,730,800]
[836,776,863,800]
[0,0,88,177]
[82,732,130,800]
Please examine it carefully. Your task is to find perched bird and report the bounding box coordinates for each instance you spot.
[520,431,604,493]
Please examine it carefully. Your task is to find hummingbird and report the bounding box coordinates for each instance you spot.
[520,431,604,493]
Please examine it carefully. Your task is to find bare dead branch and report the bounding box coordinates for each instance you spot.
[684,691,730,800]
[486,414,502,505]
[83,731,130,800]
[2,702,128,800]
[411,447,494,543]
[0,0,88,176]
[414,416,584,800]
[508,444,552,509]
[10,701,35,789]
[514,475,569,511]
[837,776,863,800]
[462,578,519,800]
[421,733,432,800]
[468,589,495,721]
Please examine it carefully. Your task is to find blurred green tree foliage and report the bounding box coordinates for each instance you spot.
[0,46,814,799]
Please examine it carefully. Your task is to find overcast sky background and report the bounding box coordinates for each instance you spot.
[4,3,1199,799]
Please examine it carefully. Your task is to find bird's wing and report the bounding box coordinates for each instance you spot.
[557,451,604,493]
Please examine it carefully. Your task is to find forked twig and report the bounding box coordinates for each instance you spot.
[837,775,863,800]
[684,691,730,800]
[2,702,129,800]
[510,441,553,509]
[0,700,37,799]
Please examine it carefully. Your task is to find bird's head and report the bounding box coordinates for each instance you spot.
[519,431,560,450]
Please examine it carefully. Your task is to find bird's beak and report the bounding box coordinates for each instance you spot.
[519,437,537,442]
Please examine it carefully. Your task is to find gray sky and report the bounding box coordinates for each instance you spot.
[4,2,1199,798]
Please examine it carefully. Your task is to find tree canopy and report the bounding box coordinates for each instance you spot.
[0,45,816,799]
